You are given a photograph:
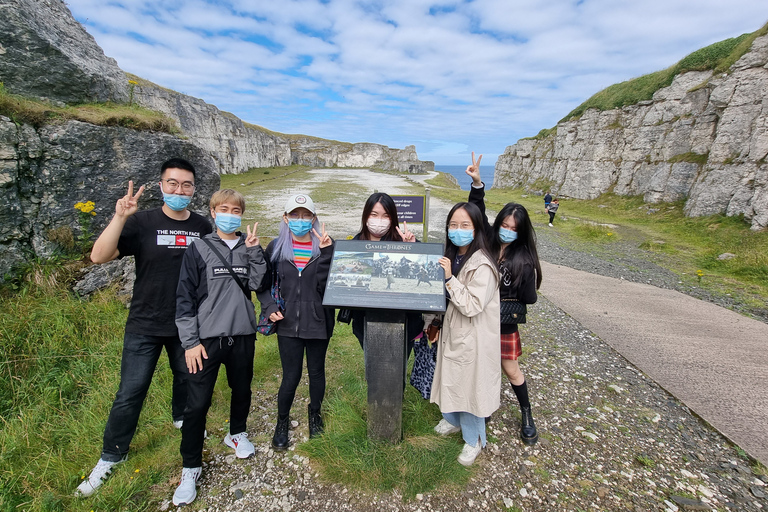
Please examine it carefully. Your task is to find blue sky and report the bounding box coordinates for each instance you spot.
[66,0,767,165]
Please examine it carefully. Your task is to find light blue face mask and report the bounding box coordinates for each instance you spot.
[499,227,518,243]
[214,212,241,234]
[448,228,474,247]
[288,219,313,237]
[163,192,192,212]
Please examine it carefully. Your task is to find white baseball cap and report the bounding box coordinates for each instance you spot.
[284,194,316,214]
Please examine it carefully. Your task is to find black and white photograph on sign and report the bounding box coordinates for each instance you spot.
[323,240,446,312]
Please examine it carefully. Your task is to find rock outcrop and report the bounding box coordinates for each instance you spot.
[0,0,129,104]
[131,80,292,174]
[0,116,219,274]
[289,138,434,173]
[495,33,768,230]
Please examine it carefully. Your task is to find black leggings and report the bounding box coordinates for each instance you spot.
[548,211,556,224]
[276,335,330,416]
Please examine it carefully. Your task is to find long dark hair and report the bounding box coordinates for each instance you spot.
[491,202,542,290]
[356,193,403,241]
[444,202,496,275]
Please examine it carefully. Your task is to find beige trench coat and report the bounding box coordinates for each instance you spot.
[430,251,501,418]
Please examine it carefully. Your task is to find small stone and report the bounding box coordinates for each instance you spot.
[225,455,237,464]
[581,431,598,442]
[519,488,529,498]
[670,495,711,510]
[234,489,244,500]
[663,500,679,512]
[751,486,766,499]
[652,414,661,423]
[681,469,698,479]
[596,487,609,498]
[159,500,171,511]
[416,494,423,501]
[291,420,299,428]
[717,253,736,260]
[503,497,514,508]
[697,485,714,498]
[608,384,623,393]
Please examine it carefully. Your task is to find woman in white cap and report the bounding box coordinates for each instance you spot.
[257,194,334,450]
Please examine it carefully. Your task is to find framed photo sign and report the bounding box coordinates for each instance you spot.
[322,240,446,313]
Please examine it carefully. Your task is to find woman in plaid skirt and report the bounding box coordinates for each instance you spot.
[465,153,542,445]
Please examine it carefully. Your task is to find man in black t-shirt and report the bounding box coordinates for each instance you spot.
[76,158,213,498]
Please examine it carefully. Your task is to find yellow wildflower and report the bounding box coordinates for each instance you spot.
[74,201,96,214]
[128,80,138,85]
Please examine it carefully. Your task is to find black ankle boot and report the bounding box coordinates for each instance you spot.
[308,404,324,438]
[272,415,290,451]
[520,406,538,446]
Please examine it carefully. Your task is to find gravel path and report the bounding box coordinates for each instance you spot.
[160,170,767,511]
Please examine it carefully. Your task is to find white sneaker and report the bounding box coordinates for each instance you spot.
[173,420,183,429]
[224,431,255,458]
[434,419,461,435]
[172,467,202,506]
[548,223,553,227]
[458,442,482,466]
[75,457,124,497]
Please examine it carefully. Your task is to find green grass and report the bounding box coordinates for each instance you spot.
[0,82,178,133]
[560,22,768,123]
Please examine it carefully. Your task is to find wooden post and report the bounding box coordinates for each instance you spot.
[364,310,407,442]
[423,188,430,242]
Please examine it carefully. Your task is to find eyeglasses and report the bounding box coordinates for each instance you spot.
[448,223,473,230]
[161,179,196,192]
[288,212,314,221]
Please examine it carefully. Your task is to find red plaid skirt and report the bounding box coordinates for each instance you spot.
[500,331,522,360]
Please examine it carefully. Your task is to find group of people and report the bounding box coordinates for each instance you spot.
[75,154,544,506]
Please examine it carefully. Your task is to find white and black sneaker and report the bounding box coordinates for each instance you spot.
[224,431,255,458]
[172,467,202,507]
[75,457,125,497]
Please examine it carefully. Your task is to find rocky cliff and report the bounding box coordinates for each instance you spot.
[289,138,434,173]
[0,116,220,274]
[494,33,768,230]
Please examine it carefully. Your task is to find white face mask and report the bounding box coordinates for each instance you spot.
[366,218,391,237]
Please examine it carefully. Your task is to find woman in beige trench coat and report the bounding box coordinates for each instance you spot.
[430,201,501,466]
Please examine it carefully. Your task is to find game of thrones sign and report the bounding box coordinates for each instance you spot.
[322,240,446,313]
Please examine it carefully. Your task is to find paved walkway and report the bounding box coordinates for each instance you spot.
[539,261,768,466]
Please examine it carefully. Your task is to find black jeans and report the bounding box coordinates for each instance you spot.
[276,335,330,417]
[180,334,255,468]
[101,333,188,462]
[548,212,556,224]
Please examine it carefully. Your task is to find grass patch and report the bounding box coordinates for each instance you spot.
[0,82,178,133]
[571,223,618,242]
[668,152,709,165]
[561,23,767,122]
[425,172,461,190]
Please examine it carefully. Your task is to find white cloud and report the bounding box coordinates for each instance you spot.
[64,0,768,164]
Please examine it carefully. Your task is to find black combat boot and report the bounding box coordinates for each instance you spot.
[520,406,538,446]
[271,415,290,451]
[308,404,324,438]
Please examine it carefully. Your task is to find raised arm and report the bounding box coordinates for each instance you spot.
[91,181,145,263]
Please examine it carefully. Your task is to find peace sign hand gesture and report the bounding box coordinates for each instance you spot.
[465,151,483,187]
[115,180,145,219]
[396,221,416,242]
[245,223,260,248]
[312,223,333,248]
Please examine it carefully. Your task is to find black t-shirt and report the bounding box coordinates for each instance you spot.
[117,207,212,335]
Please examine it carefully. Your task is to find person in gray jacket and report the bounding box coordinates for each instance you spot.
[172,189,266,507]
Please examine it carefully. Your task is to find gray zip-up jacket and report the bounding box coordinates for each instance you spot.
[176,233,267,350]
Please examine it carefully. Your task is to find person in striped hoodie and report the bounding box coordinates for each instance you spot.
[257,194,335,450]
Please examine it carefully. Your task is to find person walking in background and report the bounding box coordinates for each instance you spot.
[258,194,334,451]
[429,201,501,466]
[547,199,559,227]
[543,191,552,210]
[173,189,266,506]
[77,158,213,498]
[466,153,542,445]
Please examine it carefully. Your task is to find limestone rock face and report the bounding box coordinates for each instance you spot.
[0,116,219,275]
[494,34,768,230]
[0,0,129,104]
[132,83,292,174]
[290,139,435,173]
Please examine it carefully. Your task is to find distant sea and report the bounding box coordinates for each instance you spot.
[434,165,495,190]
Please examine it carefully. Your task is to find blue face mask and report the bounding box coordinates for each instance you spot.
[214,212,241,234]
[448,229,474,247]
[163,192,192,212]
[288,219,313,237]
[499,227,518,243]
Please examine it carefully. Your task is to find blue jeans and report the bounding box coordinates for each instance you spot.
[101,333,187,462]
[442,411,487,447]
